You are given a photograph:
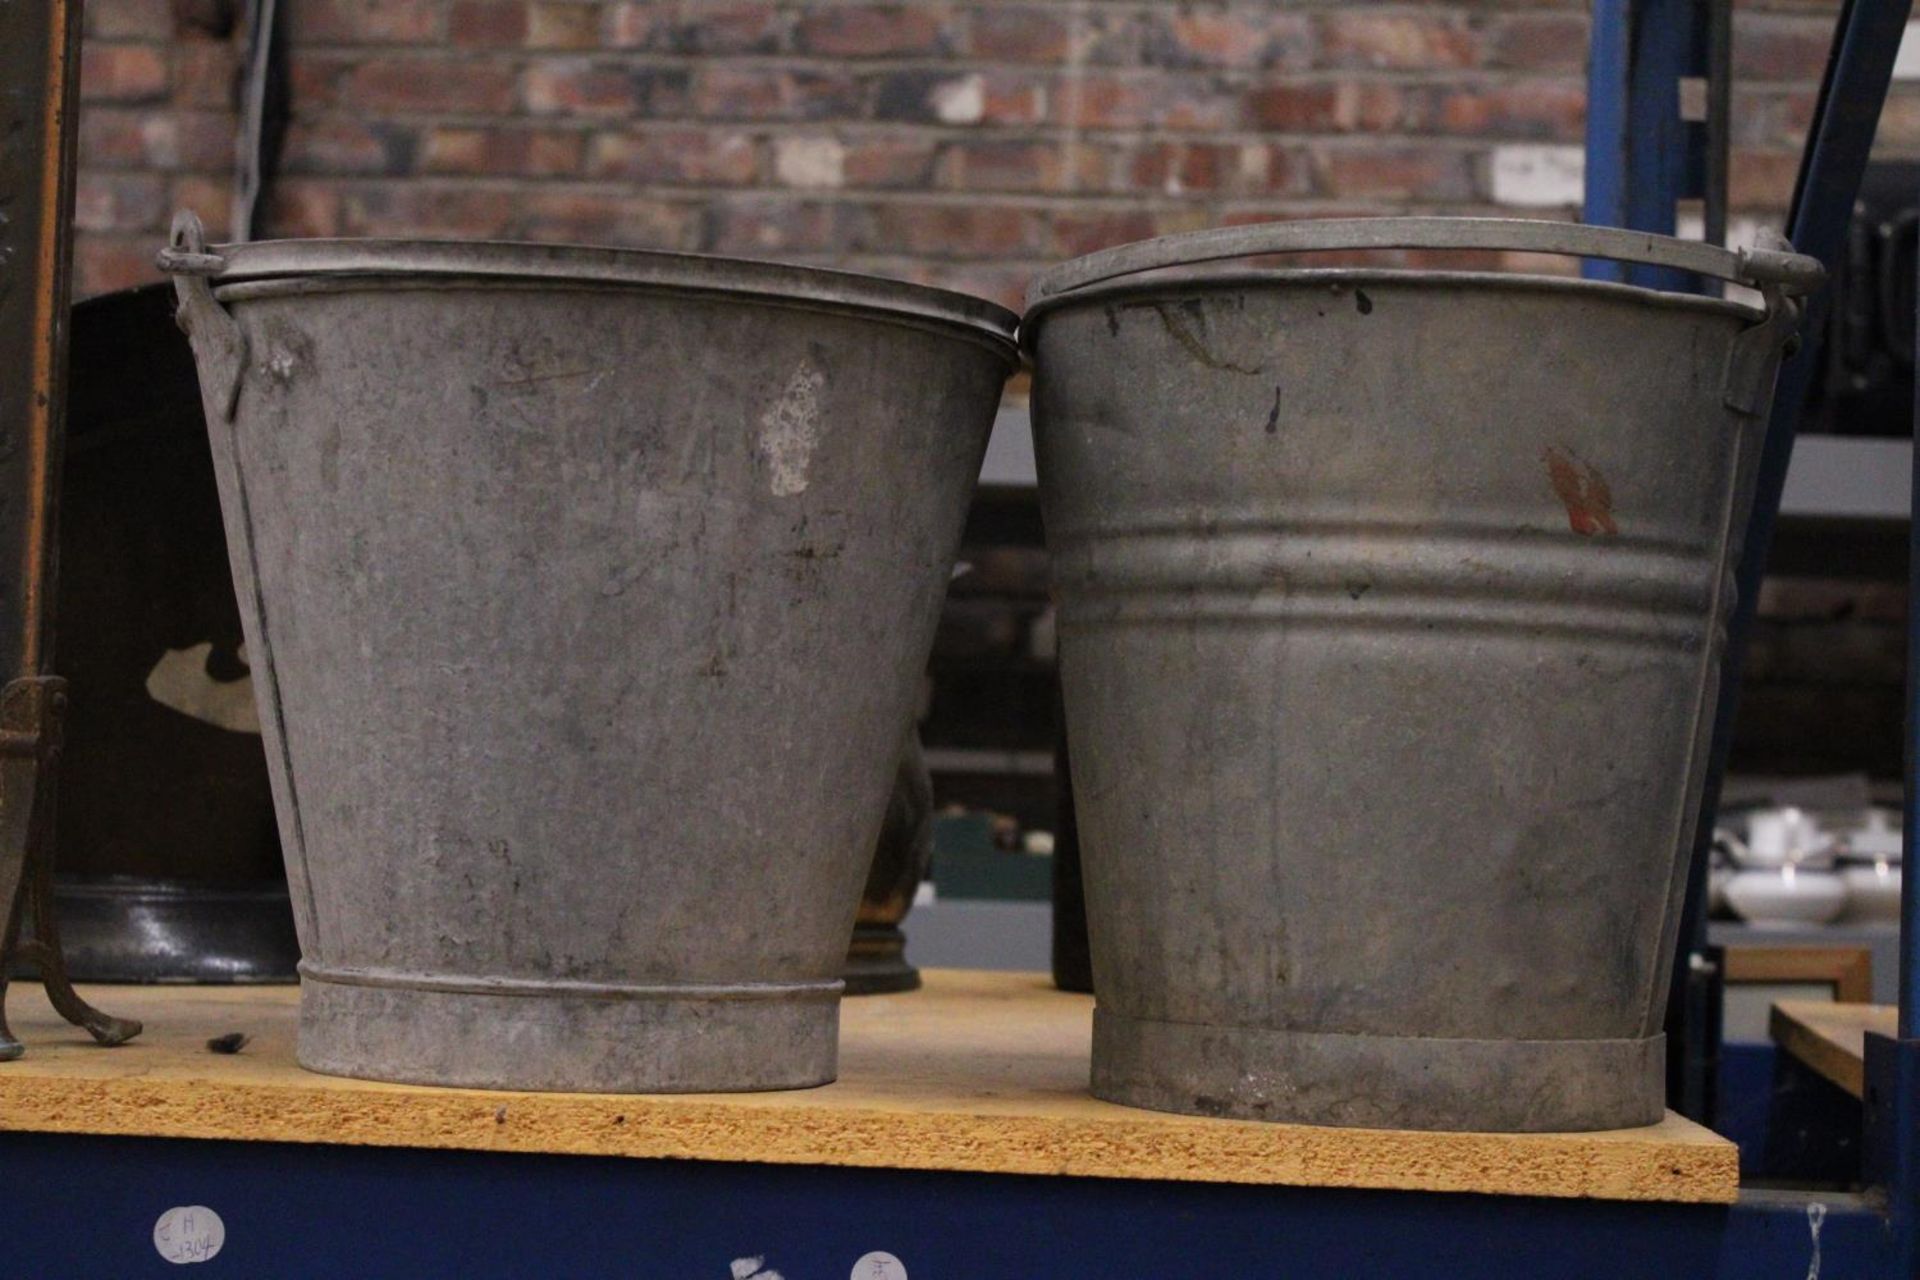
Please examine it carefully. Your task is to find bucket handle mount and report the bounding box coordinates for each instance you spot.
[157,210,246,423]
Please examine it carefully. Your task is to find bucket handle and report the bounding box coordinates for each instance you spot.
[1023,217,1823,417]
[156,210,246,423]
[1025,216,1822,306]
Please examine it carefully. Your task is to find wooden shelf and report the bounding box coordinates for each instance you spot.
[1770,999,1901,1099]
[0,970,1736,1203]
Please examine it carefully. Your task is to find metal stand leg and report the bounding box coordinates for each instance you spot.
[0,0,141,1058]
[0,679,141,1059]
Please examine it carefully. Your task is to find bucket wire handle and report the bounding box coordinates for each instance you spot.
[1024,216,1823,417]
[1025,217,1822,305]
[157,210,247,423]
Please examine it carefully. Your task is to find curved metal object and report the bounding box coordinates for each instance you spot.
[1024,215,1824,307]
[37,879,298,983]
[1024,218,1814,1131]
[844,730,934,996]
[160,210,1014,1092]
[0,0,142,1059]
[160,232,1016,354]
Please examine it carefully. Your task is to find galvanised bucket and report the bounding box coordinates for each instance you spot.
[1023,218,1821,1131]
[159,212,1016,1092]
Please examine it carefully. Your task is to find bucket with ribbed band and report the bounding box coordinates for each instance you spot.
[160,211,1017,1092]
[1022,217,1820,1131]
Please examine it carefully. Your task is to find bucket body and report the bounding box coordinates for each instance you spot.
[166,227,1015,1091]
[1025,219,1813,1131]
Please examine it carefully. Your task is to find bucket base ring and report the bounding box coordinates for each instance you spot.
[297,967,841,1093]
[1092,1007,1665,1133]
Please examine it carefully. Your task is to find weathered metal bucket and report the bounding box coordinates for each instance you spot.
[159,211,1016,1092]
[1023,218,1822,1131]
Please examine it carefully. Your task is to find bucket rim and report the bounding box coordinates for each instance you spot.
[1018,266,1766,346]
[172,235,1020,355]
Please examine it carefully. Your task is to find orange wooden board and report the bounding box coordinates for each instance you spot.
[0,970,1736,1203]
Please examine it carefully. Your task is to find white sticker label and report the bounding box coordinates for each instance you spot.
[852,1252,907,1280]
[154,1206,225,1265]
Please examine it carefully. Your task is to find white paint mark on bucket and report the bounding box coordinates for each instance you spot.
[1805,1201,1826,1280]
[153,1206,225,1265]
[852,1251,907,1280]
[759,357,826,497]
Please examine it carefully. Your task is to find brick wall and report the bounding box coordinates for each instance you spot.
[74,0,1920,310]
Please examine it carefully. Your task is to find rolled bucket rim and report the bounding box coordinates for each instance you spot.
[1019,264,1767,348]
[170,234,1021,361]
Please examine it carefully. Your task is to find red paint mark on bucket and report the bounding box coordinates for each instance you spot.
[1542,446,1618,536]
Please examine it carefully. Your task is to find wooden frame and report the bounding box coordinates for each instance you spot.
[1722,945,1874,1004]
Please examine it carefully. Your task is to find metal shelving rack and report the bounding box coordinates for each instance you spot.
[1586,0,1920,1272]
[4,4,1919,1276]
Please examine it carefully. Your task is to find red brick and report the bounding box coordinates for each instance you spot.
[1126,141,1287,196]
[1142,10,1312,71]
[88,109,235,170]
[82,44,170,104]
[1054,73,1239,132]
[73,172,169,233]
[939,140,1104,193]
[843,138,938,188]
[916,264,1027,313]
[1315,144,1475,200]
[517,191,696,247]
[1052,75,1159,129]
[287,0,444,43]
[523,129,588,176]
[86,0,174,40]
[281,119,414,175]
[339,183,517,237]
[522,59,641,117]
[343,57,517,112]
[585,129,760,185]
[171,174,233,238]
[1249,81,1406,132]
[704,198,865,255]
[448,0,526,47]
[1318,12,1480,71]
[1435,82,1586,141]
[1731,147,1802,207]
[263,180,345,237]
[74,235,165,299]
[1249,145,1311,196]
[966,7,1071,63]
[1875,95,1920,153]
[172,40,239,107]
[871,69,1047,126]
[423,126,586,177]
[1127,141,1225,193]
[795,5,949,57]
[604,2,663,49]
[692,67,863,121]
[527,2,601,50]
[868,203,1043,258]
[1486,14,1591,72]
[1046,210,1165,259]
[78,110,152,169]
[665,4,785,54]
[1734,15,1836,80]
[420,127,488,173]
